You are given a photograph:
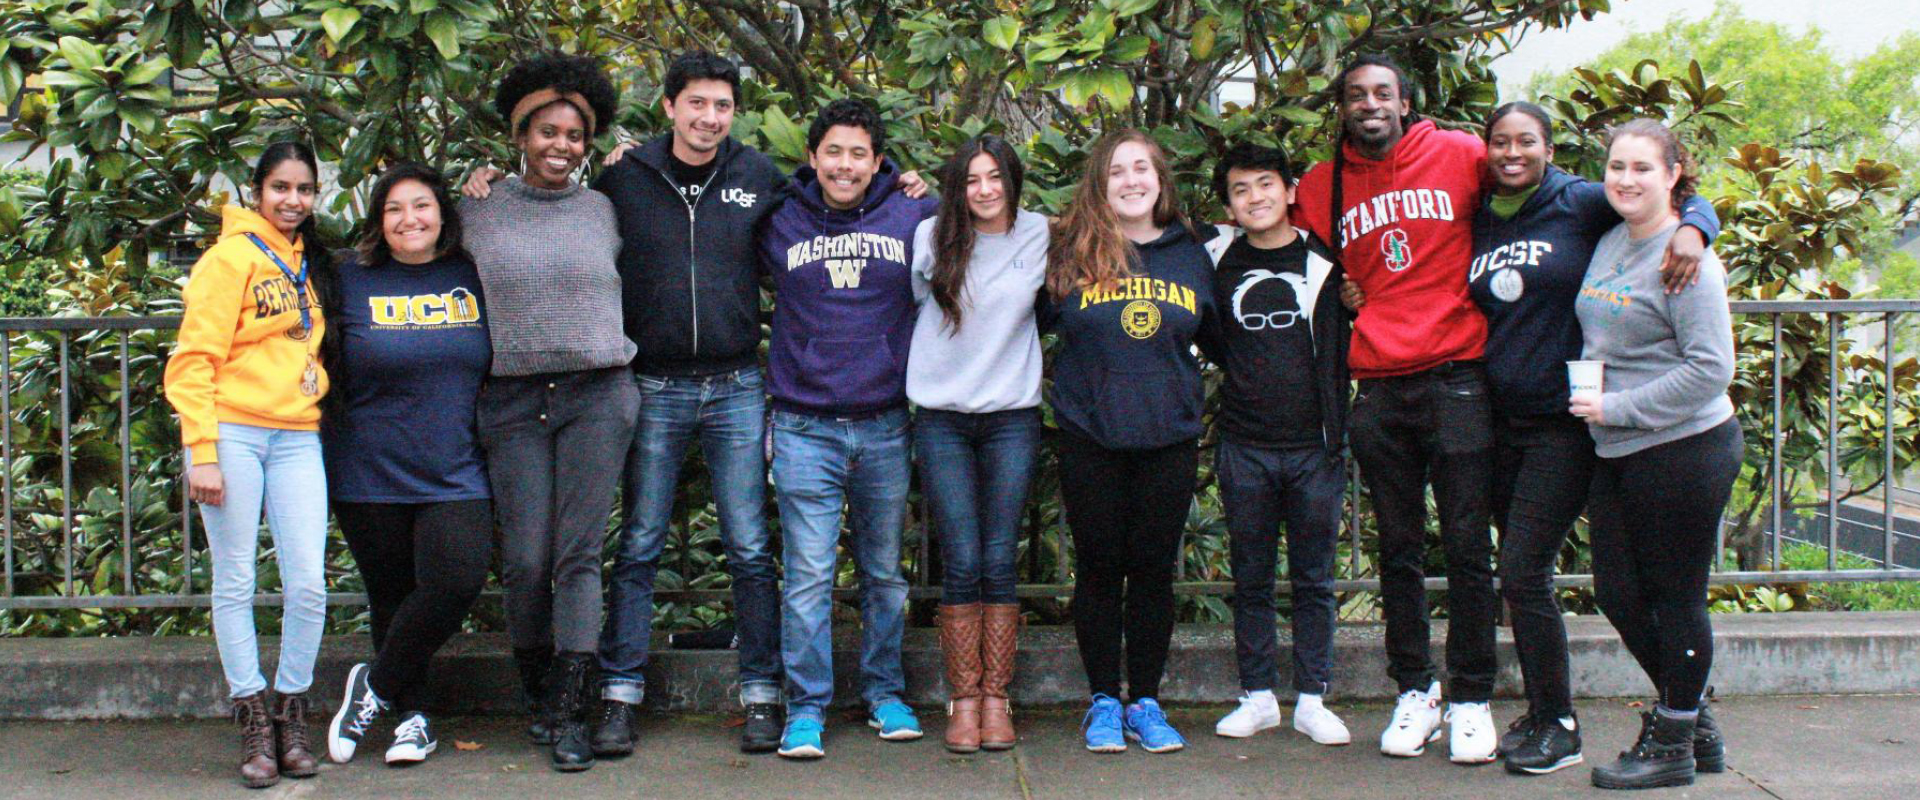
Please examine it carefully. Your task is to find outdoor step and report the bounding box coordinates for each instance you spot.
[3,611,1918,719]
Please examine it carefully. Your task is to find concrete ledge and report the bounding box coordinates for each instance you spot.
[4,612,1918,719]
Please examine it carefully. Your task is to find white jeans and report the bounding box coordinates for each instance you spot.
[193,423,329,698]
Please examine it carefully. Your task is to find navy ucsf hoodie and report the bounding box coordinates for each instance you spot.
[1468,165,1719,417]
[761,158,938,416]
[1041,224,1218,451]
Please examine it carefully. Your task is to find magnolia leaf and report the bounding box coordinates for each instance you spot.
[423,12,461,59]
[982,16,1019,51]
[321,7,362,44]
[57,36,104,73]
[122,56,172,87]
[1107,34,1149,62]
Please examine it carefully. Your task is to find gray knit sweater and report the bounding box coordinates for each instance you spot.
[461,177,636,377]
[1575,219,1735,458]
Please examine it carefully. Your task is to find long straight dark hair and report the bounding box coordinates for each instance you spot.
[929,136,1025,332]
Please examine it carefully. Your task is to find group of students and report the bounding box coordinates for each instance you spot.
[161,48,1741,792]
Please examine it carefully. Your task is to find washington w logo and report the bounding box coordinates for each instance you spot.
[1381,228,1413,272]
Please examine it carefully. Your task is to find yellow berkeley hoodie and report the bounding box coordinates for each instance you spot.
[164,205,329,464]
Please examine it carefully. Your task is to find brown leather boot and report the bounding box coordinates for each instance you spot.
[232,692,279,789]
[271,692,319,778]
[979,603,1021,750]
[938,603,984,753]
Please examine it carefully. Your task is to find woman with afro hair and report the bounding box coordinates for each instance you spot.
[460,51,638,772]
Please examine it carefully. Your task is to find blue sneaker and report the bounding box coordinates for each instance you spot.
[777,717,825,759]
[868,701,924,741]
[1082,694,1126,753]
[1124,698,1187,753]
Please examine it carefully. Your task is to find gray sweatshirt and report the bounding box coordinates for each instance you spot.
[1576,219,1735,458]
[906,209,1048,413]
[461,177,636,377]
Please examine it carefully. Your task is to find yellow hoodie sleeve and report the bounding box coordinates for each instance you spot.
[163,246,249,465]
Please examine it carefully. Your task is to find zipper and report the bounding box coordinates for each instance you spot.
[651,159,726,357]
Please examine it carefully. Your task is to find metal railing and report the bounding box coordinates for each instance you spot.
[1,300,1916,616]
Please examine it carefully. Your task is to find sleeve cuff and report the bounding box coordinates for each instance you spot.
[189,442,220,466]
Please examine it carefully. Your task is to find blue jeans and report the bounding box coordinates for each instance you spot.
[599,367,779,704]
[913,407,1041,605]
[1215,439,1343,695]
[771,407,912,722]
[193,423,329,698]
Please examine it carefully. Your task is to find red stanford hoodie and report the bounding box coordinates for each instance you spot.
[1292,120,1488,379]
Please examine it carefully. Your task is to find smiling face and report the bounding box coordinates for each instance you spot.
[517,101,588,190]
[1339,65,1409,157]
[1223,166,1293,236]
[1104,140,1161,227]
[1488,112,1553,195]
[381,178,444,264]
[808,124,880,210]
[254,159,317,237]
[964,151,1011,233]
[1604,133,1679,225]
[664,78,735,162]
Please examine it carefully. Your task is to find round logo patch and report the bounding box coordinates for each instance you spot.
[1120,300,1162,339]
[1491,267,1525,303]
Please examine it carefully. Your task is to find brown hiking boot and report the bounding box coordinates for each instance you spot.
[232,692,279,789]
[938,603,984,753]
[271,692,319,778]
[979,603,1021,750]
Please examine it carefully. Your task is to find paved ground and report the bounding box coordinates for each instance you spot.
[2,694,1915,799]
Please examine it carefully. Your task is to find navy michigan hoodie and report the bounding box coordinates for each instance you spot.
[1468,165,1719,417]
[1041,224,1218,451]
[760,158,938,416]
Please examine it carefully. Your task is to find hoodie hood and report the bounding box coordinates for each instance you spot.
[220,204,304,261]
[790,157,905,216]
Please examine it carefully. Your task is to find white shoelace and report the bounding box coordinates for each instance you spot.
[346,689,384,735]
[392,715,430,745]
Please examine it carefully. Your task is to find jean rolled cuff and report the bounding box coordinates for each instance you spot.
[739,680,781,705]
[601,679,644,705]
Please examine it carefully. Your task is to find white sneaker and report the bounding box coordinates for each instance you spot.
[1379,681,1443,757]
[1214,690,1282,738]
[1291,695,1351,745]
[1445,701,1497,764]
[384,712,438,765]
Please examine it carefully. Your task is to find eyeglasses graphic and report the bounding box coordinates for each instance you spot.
[1239,310,1300,330]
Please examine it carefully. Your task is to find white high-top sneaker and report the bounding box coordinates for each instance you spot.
[1446,701,1498,764]
[1379,681,1444,757]
[1291,694,1351,745]
[1214,690,1283,738]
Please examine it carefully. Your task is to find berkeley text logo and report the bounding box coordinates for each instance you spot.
[719,187,757,208]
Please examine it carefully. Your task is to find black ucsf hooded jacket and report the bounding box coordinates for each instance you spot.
[593,135,786,376]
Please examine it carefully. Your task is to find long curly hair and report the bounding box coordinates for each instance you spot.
[1046,129,1190,300]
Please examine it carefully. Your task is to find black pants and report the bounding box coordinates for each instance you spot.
[1215,439,1343,695]
[1589,417,1742,713]
[335,499,494,713]
[1350,361,1498,701]
[1492,414,1596,719]
[1058,431,1198,701]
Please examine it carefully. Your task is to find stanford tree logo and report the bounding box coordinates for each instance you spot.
[1381,228,1413,272]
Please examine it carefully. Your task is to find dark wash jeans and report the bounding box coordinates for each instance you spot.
[598,367,779,705]
[1215,439,1343,695]
[1492,413,1596,719]
[334,500,493,714]
[913,407,1042,605]
[1589,417,1742,712]
[1350,360,1498,702]
[1057,431,1198,702]
[478,367,639,654]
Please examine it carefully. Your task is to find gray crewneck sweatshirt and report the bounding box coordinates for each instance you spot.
[1575,219,1735,458]
[461,177,636,377]
[906,209,1048,413]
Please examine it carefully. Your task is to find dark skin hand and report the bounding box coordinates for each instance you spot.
[1338,225,1711,312]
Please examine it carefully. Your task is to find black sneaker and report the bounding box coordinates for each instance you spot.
[590,699,637,757]
[741,702,783,754]
[1694,694,1726,773]
[326,662,389,764]
[1497,711,1538,759]
[384,712,438,765]
[1591,712,1695,790]
[1505,714,1583,775]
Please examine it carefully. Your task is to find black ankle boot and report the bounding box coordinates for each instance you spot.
[513,647,555,745]
[1591,711,1696,790]
[546,652,596,772]
[589,699,637,757]
[1693,700,1726,773]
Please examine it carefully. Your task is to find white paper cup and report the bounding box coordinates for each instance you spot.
[1567,360,1605,401]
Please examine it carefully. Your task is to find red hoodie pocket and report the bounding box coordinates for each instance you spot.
[1351,288,1486,376]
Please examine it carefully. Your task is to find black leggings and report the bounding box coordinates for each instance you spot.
[1588,418,1743,712]
[335,499,494,713]
[1058,432,1198,702]
[1493,414,1596,719]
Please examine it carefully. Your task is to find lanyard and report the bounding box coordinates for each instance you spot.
[244,233,311,332]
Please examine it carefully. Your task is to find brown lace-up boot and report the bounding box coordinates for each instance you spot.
[938,603,985,753]
[271,692,319,778]
[979,603,1021,750]
[232,692,279,789]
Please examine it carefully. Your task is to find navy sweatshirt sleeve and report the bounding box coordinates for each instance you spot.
[1564,179,1720,242]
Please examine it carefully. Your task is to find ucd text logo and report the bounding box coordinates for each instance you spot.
[369,287,482,326]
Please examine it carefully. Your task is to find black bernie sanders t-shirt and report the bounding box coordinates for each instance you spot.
[1208,236,1322,447]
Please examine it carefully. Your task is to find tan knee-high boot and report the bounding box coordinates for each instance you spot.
[938,603,985,753]
[979,603,1021,750]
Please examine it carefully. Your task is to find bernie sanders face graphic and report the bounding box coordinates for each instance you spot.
[1232,268,1312,332]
